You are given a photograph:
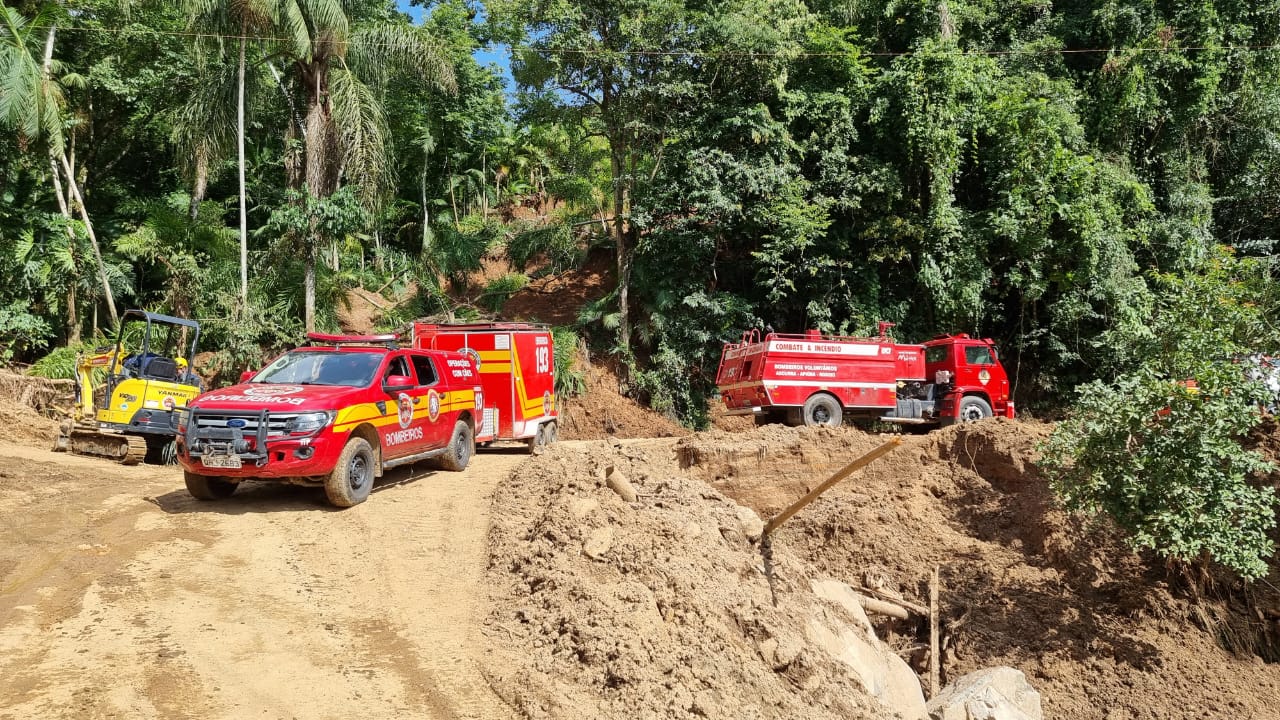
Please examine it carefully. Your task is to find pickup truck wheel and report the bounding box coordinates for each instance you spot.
[185,470,237,500]
[957,396,993,423]
[439,420,474,471]
[325,437,375,507]
[802,394,843,427]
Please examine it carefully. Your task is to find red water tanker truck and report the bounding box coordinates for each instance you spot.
[715,322,1015,428]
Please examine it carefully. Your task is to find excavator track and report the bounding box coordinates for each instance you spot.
[66,429,149,465]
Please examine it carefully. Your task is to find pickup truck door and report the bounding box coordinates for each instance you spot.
[380,352,432,459]
[409,353,453,450]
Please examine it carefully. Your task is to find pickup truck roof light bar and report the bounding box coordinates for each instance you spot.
[305,332,400,348]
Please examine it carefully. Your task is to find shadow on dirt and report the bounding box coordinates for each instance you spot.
[149,463,442,514]
[151,446,532,514]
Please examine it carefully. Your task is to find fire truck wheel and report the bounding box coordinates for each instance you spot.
[526,424,546,453]
[439,420,474,471]
[957,396,993,423]
[184,470,237,500]
[543,421,558,444]
[325,437,375,507]
[802,394,843,427]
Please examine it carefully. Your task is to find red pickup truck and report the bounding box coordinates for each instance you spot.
[175,333,488,507]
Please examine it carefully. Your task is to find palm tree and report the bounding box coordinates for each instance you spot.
[0,3,118,329]
[179,0,287,308]
[270,7,456,331]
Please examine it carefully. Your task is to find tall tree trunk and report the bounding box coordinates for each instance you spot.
[237,28,249,307]
[41,26,116,325]
[481,152,488,216]
[48,156,81,342]
[450,181,459,229]
[421,168,431,254]
[305,250,316,333]
[66,283,79,345]
[610,144,630,348]
[59,151,116,325]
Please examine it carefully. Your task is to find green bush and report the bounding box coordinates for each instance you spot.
[28,345,85,380]
[551,326,586,397]
[507,221,581,273]
[480,273,529,313]
[1039,246,1280,579]
[0,302,53,363]
[1040,367,1277,578]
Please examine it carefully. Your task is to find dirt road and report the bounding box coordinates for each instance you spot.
[0,441,522,720]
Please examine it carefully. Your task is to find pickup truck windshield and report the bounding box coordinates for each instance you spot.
[252,350,383,387]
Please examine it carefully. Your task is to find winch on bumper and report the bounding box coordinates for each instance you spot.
[177,408,336,479]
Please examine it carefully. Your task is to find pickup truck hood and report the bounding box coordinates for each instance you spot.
[190,383,361,412]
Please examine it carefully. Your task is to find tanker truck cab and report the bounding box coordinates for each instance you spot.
[176,333,487,507]
[921,335,1015,424]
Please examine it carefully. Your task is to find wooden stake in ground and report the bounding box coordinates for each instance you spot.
[762,437,903,537]
[930,565,940,697]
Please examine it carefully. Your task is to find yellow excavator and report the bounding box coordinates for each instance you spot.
[55,310,203,464]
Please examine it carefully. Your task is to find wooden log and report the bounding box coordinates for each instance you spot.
[858,595,910,620]
[762,437,902,537]
[858,586,929,616]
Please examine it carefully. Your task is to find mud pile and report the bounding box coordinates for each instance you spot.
[485,421,1280,720]
[482,439,904,719]
[0,371,63,445]
[557,364,690,441]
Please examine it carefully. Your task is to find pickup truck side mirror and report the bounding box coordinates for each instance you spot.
[240,370,255,383]
[384,374,414,392]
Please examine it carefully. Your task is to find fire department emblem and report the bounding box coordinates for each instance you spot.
[462,347,481,370]
[542,390,553,417]
[978,369,991,385]
[244,385,302,396]
[397,393,414,429]
[428,389,441,422]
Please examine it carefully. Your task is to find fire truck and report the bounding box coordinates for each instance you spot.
[176,333,489,507]
[410,322,558,450]
[716,323,1015,427]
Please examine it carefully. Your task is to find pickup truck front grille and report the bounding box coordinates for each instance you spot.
[193,412,295,439]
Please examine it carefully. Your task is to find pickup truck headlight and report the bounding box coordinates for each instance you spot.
[287,411,332,436]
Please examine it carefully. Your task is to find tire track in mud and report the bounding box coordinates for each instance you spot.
[0,442,522,719]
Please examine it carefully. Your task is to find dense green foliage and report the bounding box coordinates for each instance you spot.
[3,0,1280,407]
[1040,249,1280,578]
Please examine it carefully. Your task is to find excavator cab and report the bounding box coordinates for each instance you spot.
[56,310,203,465]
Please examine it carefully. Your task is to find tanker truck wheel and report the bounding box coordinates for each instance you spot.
[957,396,992,423]
[802,394,843,427]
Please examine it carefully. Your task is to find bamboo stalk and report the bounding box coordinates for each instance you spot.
[762,437,902,537]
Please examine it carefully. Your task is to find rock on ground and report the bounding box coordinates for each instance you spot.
[926,667,1042,720]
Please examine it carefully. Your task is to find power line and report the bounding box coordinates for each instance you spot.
[18,22,1280,60]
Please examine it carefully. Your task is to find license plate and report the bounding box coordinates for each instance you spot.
[201,454,243,469]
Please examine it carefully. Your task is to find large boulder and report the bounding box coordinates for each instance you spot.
[927,667,1042,720]
[807,579,929,720]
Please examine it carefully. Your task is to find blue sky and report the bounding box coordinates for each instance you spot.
[397,0,513,90]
